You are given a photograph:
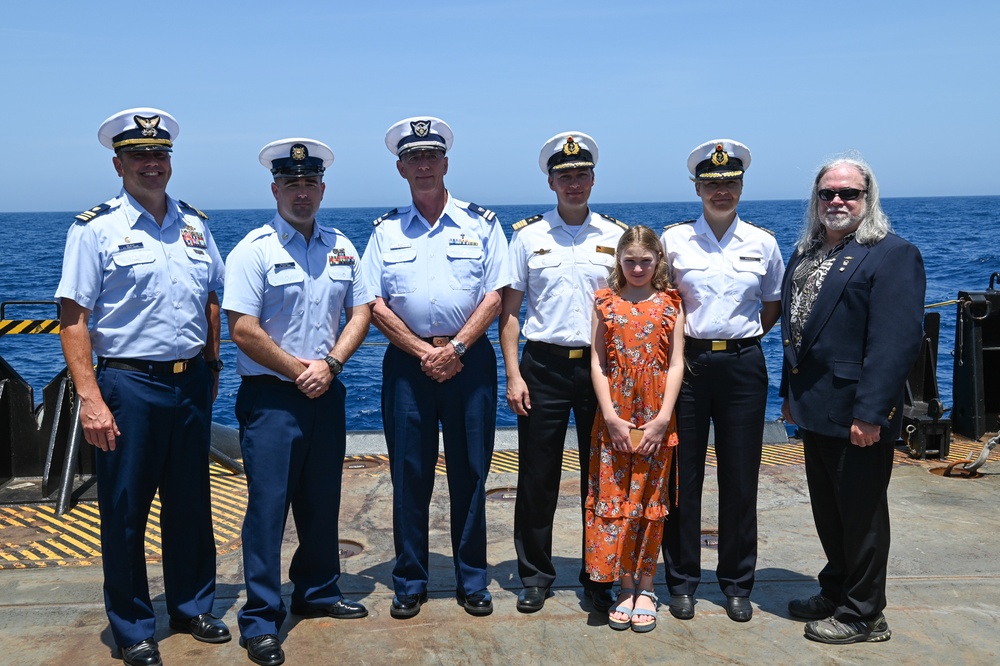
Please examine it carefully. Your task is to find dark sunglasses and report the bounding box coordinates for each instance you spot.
[817,188,867,202]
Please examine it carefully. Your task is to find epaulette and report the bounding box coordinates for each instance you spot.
[512,214,543,232]
[178,200,209,220]
[75,203,111,223]
[372,208,398,227]
[599,213,629,230]
[743,220,776,236]
[466,202,497,222]
[663,220,696,231]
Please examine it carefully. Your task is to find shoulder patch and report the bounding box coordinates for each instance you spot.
[599,213,629,230]
[74,203,111,223]
[511,214,543,232]
[662,220,696,231]
[372,208,398,227]
[466,202,497,223]
[178,200,209,220]
[743,220,776,236]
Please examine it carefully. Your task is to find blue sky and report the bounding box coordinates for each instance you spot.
[1,1,996,212]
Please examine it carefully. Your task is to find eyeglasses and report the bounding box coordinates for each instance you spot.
[817,188,866,202]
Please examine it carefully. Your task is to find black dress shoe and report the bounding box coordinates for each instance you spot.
[169,612,232,643]
[290,598,369,619]
[390,592,428,619]
[668,594,695,620]
[516,586,549,613]
[788,593,837,620]
[121,638,161,666]
[459,589,493,616]
[585,588,616,613]
[726,596,753,622]
[240,634,285,666]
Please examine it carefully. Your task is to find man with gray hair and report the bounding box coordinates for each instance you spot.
[779,157,925,644]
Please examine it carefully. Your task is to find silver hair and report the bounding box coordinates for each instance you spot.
[796,155,893,254]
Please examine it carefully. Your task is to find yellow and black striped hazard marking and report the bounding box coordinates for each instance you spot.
[0,319,60,336]
[0,464,246,570]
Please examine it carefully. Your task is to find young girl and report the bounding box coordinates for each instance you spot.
[584,225,685,633]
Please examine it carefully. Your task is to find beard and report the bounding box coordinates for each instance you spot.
[822,208,863,233]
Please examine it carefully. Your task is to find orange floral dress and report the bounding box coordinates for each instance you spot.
[584,287,681,583]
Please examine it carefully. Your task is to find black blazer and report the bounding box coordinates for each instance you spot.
[779,233,926,440]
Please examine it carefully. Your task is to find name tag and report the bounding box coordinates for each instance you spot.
[274,262,296,272]
[739,256,762,262]
[118,242,144,252]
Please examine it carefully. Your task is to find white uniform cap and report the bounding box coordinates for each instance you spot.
[538,131,599,174]
[687,139,751,179]
[258,138,334,177]
[98,107,179,152]
[385,116,453,157]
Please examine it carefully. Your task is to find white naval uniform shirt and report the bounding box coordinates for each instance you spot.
[660,214,784,339]
[508,209,624,347]
[222,214,372,379]
[55,190,224,361]
[360,195,510,337]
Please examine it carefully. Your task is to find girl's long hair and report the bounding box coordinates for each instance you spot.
[608,225,672,294]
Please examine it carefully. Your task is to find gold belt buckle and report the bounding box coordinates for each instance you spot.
[711,340,727,352]
[172,360,187,373]
[568,349,584,359]
[431,336,451,348]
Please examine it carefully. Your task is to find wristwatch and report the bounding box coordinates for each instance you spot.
[206,359,224,372]
[449,339,467,357]
[324,355,344,375]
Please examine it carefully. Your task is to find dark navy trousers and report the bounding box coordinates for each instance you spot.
[95,359,216,648]
[381,337,497,597]
[662,344,767,598]
[235,377,347,639]
[512,342,608,592]
[802,429,894,623]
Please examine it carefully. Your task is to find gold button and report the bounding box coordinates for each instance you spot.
[791,368,799,374]
[783,339,790,347]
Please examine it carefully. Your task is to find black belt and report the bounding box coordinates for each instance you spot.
[684,336,761,353]
[421,336,455,347]
[241,374,293,386]
[99,356,199,375]
[526,340,591,360]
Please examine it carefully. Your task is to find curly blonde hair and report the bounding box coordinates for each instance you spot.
[608,225,672,294]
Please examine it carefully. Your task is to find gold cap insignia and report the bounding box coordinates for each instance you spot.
[563,136,580,157]
[134,114,161,137]
[411,120,431,137]
[291,144,307,161]
[711,144,729,166]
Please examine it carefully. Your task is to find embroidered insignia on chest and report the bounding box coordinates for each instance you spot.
[450,233,480,247]
[75,203,112,223]
[373,208,398,227]
[533,248,551,255]
[329,248,356,266]
[599,213,629,230]
[274,262,296,272]
[596,245,615,255]
[512,214,543,231]
[181,225,207,249]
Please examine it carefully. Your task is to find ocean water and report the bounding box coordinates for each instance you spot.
[1,197,997,432]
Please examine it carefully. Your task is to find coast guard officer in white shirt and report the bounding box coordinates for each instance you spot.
[360,116,510,620]
[659,140,784,623]
[499,132,625,614]
[56,108,229,666]
[223,139,372,666]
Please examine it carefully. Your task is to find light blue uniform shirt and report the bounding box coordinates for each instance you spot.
[222,214,373,378]
[360,195,510,337]
[55,189,224,361]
